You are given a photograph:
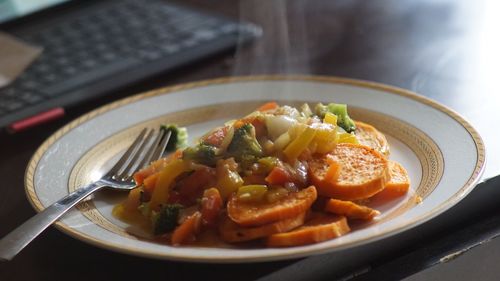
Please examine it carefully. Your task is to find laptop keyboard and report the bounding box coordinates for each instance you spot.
[0,0,259,129]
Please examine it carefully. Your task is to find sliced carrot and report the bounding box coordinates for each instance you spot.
[257,101,279,112]
[227,186,317,227]
[324,199,379,220]
[266,213,350,247]
[171,211,202,246]
[265,167,292,186]
[200,188,223,227]
[232,120,246,129]
[219,212,306,243]
[308,143,389,200]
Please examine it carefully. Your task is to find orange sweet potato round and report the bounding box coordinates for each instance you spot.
[227,186,317,227]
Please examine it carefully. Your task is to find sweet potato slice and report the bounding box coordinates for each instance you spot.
[171,212,202,246]
[374,161,411,200]
[386,161,410,194]
[354,121,390,157]
[219,212,306,243]
[227,186,317,227]
[324,199,380,220]
[266,213,350,247]
[308,143,389,200]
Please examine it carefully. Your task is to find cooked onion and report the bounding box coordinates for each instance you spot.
[274,132,291,151]
[265,115,297,140]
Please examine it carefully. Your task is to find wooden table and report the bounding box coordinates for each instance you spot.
[2,0,500,280]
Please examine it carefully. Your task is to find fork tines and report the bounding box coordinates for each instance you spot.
[107,128,171,182]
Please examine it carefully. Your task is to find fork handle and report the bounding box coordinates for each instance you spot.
[0,182,105,261]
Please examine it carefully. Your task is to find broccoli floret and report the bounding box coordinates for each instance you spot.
[226,123,263,165]
[182,144,218,166]
[152,204,183,235]
[315,103,356,133]
[161,124,188,152]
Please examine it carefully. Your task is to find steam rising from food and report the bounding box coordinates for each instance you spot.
[232,0,312,75]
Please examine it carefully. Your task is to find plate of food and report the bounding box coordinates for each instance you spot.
[25,75,485,262]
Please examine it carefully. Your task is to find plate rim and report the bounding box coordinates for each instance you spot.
[24,75,486,262]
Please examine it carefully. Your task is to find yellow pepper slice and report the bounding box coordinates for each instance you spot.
[311,123,338,154]
[283,126,317,161]
[338,132,358,144]
[150,159,190,211]
[237,185,268,202]
[324,112,338,125]
[217,169,244,200]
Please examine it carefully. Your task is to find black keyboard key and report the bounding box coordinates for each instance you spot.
[2,99,25,112]
[137,49,163,61]
[3,88,17,98]
[41,58,141,97]
[159,44,180,54]
[192,29,217,41]
[60,66,79,76]
[40,73,59,84]
[100,52,119,62]
[81,59,99,69]
[20,80,41,90]
[18,91,44,105]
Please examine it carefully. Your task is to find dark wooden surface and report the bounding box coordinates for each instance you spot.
[1,0,500,280]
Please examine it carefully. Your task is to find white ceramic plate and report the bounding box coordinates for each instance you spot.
[26,76,485,263]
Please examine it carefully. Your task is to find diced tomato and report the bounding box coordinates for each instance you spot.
[265,167,293,186]
[201,126,228,147]
[200,188,223,227]
[257,101,279,112]
[167,190,183,204]
[177,166,217,205]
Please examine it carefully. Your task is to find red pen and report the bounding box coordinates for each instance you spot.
[7,107,65,133]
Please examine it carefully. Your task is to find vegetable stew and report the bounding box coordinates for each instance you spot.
[113,102,410,247]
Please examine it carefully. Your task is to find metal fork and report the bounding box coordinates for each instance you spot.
[0,128,171,261]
